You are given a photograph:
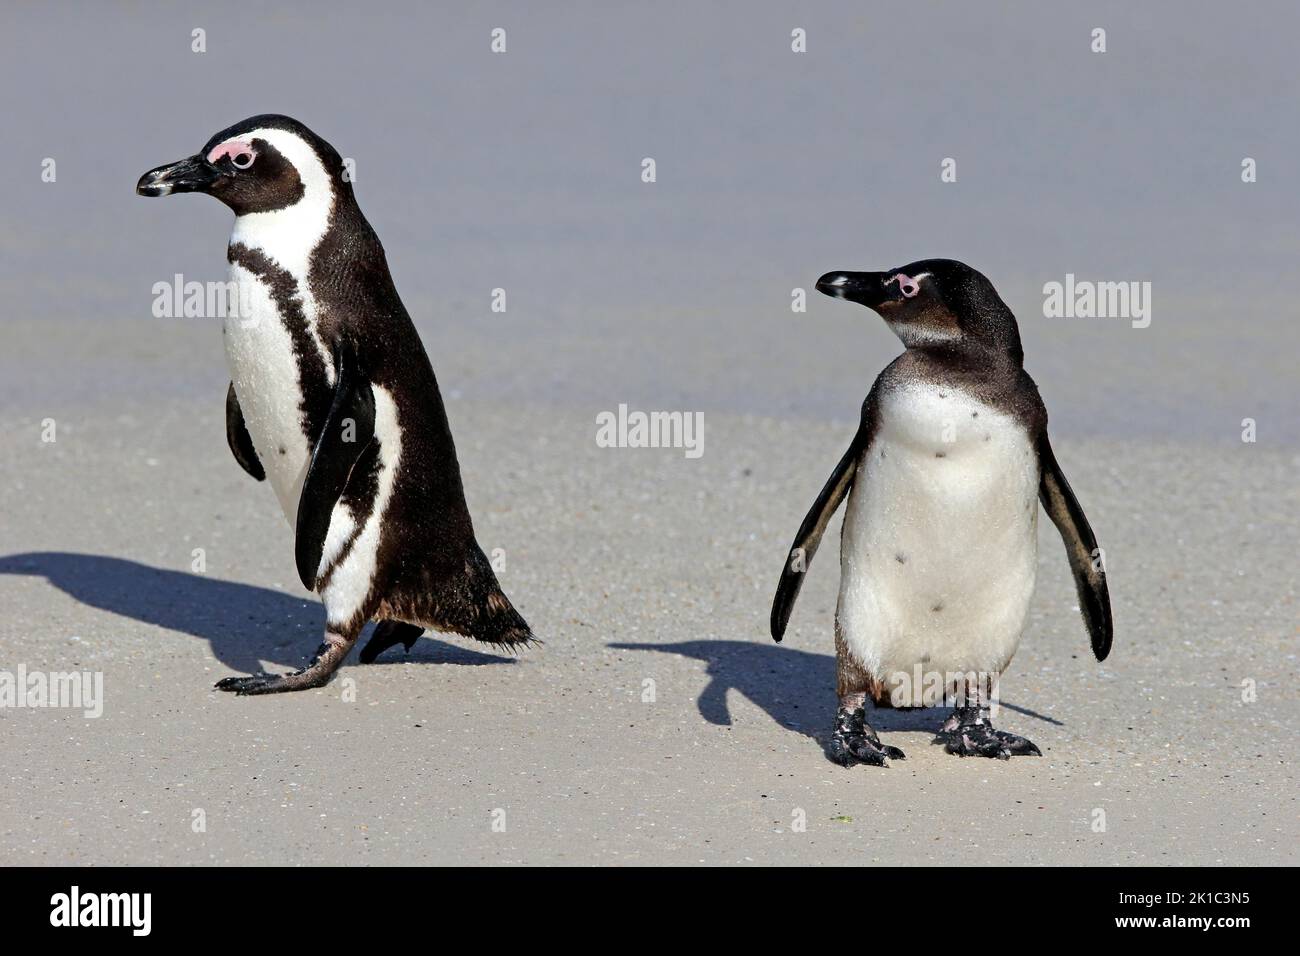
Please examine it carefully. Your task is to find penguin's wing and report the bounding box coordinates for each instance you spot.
[1037,431,1113,661]
[770,398,878,643]
[294,341,376,591]
[225,382,265,481]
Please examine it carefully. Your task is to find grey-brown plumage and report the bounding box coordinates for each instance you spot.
[771,259,1112,765]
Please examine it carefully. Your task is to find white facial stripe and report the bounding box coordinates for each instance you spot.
[229,128,335,277]
[228,127,336,379]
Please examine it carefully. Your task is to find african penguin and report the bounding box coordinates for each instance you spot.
[771,260,1112,764]
[137,114,534,694]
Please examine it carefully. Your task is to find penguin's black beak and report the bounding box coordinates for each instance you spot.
[136,154,223,197]
[816,271,894,308]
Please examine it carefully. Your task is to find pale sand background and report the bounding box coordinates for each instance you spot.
[1,388,1296,865]
[1,2,1297,864]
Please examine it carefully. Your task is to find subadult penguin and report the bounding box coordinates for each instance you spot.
[771,259,1111,763]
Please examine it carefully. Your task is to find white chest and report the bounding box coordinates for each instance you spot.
[836,383,1040,688]
[223,265,315,521]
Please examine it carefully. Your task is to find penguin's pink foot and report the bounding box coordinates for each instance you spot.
[828,706,905,767]
[938,704,1041,759]
[215,637,353,695]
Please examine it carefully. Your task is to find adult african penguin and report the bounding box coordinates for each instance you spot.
[771,260,1112,763]
[137,114,534,694]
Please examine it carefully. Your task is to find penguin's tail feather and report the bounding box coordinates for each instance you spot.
[457,544,537,651]
[390,542,537,651]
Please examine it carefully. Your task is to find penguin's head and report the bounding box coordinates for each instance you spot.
[816,259,1022,358]
[136,114,347,216]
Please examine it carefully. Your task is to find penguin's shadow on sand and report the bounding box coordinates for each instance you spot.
[0,552,515,674]
[609,640,1062,746]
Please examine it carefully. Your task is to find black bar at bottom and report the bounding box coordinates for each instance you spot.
[0,866,1274,940]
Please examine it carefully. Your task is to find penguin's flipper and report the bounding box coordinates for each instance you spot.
[359,621,424,664]
[294,341,376,591]
[1037,431,1113,661]
[225,382,265,481]
[770,399,878,643]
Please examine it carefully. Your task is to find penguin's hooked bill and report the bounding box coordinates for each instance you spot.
[136,154,224,197]
[816,271,917,307]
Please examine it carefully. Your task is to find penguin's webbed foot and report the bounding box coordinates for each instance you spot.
[214,670,324,695]
[937,705,1041,759]
[215,641,345,696]
[827,706,905,767]
[359,620,424,664]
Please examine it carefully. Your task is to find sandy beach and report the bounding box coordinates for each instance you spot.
[1,362,1295,864]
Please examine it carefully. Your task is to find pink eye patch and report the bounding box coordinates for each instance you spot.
[207,140,256,167]
[889,273,920,297]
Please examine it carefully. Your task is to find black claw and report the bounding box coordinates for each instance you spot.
[215,672,291,695]
[214,637,353,696]
[1009,737,1043,757]
[214,672,269,690]
[938,705,1040,759]
[827,706,903,767]
[828,742,855,767]
[213,665,329,696]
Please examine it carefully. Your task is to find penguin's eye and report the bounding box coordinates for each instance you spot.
[890,273,921,298]
[206,141,258,168]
